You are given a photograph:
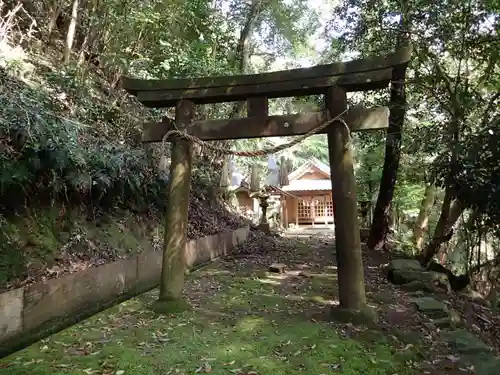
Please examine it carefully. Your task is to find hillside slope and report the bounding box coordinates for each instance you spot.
[0,42,247,292]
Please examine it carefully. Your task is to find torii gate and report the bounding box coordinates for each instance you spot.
[122,46,412,315]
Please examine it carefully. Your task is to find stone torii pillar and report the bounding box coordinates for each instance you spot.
[325,86,375,322]
[153,100,194,313]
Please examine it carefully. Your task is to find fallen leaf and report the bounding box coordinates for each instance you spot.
[195,363,212,373]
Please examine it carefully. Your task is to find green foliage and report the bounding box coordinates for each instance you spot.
[0,68,165,212]
[353,132,385,201]
[2,0,496,269]
[325,0,500,253]
[0,0,325,285]
[290,134,329,165]
[453,116,500,228]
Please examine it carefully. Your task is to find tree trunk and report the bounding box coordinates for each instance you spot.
[463,208,481,271]
[326,86,366,310]
[77,0,99,65]
[367,61,408,250]
[228,0,264,119]
[215,0,264,155]
[63,0,80,63]
[419,192,465,266]
[412,183,436,250]
[77,34,89,65]
[367,12,409,250]
[46,1,61,42]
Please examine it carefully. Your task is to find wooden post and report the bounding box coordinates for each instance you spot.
[283,196,288,229]
[311,199,316,227]
[295,198,299,227]
[247,97,268,118]
[324,196,328,227]
[325,86,367,312]
[155,99,194,313]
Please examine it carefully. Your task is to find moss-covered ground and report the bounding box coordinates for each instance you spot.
[0,235,427,375]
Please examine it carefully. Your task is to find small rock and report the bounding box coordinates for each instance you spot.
[410,290,425,297]
[432,317,452,328]
[428,308,461,329]
[269,263,286,273]
[422,322,435,331]
[448,309,463,327]
[58,231,71,243]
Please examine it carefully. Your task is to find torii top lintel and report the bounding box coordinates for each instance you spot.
[122,46,412,108]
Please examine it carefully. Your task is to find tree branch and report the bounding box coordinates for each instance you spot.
[480,91,500,128]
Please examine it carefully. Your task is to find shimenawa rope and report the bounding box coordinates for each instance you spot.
[161,107,351,157]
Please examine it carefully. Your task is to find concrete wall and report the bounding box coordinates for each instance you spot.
[0,226,249,358]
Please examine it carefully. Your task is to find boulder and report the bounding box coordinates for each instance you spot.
[413,296,449,319]
[387,258,451,293]
[441,330,500,375]
[459,287,486,304]
[387,259,421,284]
[397,270,450,292]
[388,258,422,273]
[442,329,491,355]
[428,261,470,291]
[473,358,500,375]
[400,280,427,292]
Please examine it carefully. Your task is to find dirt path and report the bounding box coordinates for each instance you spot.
[0,231,495,374]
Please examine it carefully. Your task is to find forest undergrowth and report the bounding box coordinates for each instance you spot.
[0,39,245,292]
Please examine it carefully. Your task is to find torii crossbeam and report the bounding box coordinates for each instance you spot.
[122,45,412,316]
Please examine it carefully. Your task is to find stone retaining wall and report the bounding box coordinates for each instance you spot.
[0,226,250,357]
